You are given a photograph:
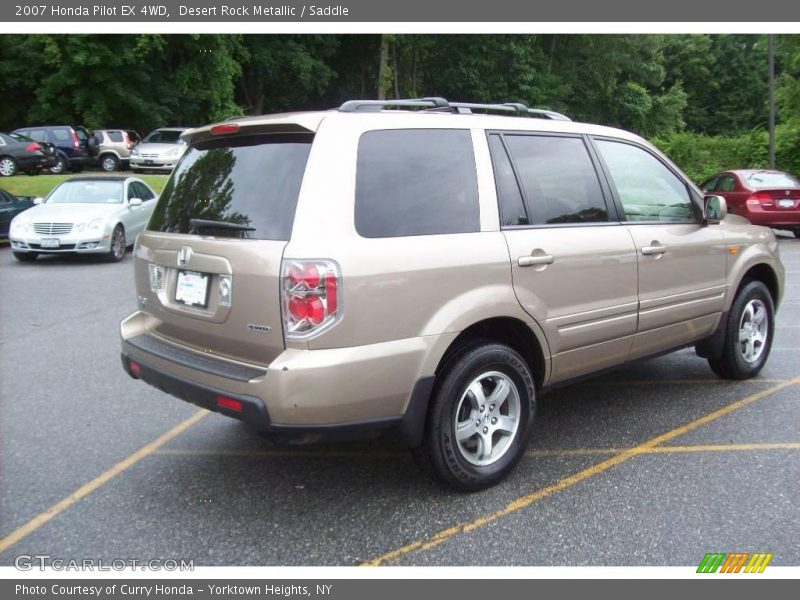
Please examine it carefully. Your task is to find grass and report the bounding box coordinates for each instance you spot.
[0,172,169,198]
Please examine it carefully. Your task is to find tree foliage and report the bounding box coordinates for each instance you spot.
[1,33,798,165]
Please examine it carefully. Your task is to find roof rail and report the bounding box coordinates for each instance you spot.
[337,98,571,121]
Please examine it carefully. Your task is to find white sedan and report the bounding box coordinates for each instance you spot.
[8,176,158,263]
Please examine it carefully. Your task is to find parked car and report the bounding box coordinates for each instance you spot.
[119,99,784,491]
[9,176,158,262]
[0,132,58,176]
[0,187,35,238]
[89,129,139,172]
[12,125,92,174]
[129,127,189,173]
[701,169,800,238]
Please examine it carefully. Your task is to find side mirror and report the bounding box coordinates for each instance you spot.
[33,197,43,205]
[703,195,727,223]
[129,197,143,207]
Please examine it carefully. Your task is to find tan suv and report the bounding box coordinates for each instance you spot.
[120,98,784,490]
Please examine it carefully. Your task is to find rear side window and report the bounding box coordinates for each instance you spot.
[107,131,124,143]
[52,128,71,142]
[148,133,312,241]
[503,135,609,225]
[355,129,479,238]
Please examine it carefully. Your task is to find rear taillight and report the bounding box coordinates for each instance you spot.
[281,259,342,339]
[746,192,774,207]
[124,132,132,150]
[72,131,80,149]
[24,142,40,151]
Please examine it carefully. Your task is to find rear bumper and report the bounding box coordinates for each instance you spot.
[742,205,800,228]
[16,154,57,170]
[119,311,442,444]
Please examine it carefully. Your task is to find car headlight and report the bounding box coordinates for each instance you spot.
[88,218,105,231]
[10,218,31,235]
[164,147,179,157]
[131,149,139,157]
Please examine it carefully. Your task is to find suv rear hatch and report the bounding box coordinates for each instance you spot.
[135,123,317,367]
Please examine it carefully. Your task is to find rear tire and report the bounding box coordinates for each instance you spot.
[708,280,774,380]
[50,155,68,174]
[13,251,38,262]
[99,154,119,172]
[793,229,800,239]
[0,156,17,177]
[413,343,536,491]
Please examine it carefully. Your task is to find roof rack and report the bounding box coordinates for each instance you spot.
[337,97,571,121]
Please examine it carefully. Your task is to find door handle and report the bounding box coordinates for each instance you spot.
[518,254,555,267]
[641,243,667,256]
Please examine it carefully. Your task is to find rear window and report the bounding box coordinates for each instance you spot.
[744,172,800,189]
[355,129,479,238]
[148,133,312,241]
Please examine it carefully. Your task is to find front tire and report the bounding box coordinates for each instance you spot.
[414,343,536,491]
[107,225,126,262]
[709,280,775,380]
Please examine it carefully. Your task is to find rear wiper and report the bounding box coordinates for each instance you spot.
[189,218,255,232]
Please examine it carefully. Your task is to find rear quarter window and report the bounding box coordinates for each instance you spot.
[355,129,479,238]
[107,131,124,143]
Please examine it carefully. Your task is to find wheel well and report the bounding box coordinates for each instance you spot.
[99,151,119,159]
[435,317,546,389]
[739,264,779,306]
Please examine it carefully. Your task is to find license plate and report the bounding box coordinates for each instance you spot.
[144,159,154,165]
[40,237,60,248]
[778,199,795,208]
[175,270,210,308]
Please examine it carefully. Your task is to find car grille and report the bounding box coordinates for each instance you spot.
[33,223,73,235]
[139,153,163,159]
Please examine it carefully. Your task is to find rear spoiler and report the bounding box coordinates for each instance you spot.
[182,113,324,146]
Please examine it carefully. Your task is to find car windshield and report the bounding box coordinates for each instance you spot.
[8,133,32,143]
[745,172,800,189]
[47,180,123,204]
[144,130,184,144]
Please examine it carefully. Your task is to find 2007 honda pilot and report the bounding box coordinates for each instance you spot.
[121,98,784,490]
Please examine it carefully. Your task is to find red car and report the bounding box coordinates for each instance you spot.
[700,169,800,238]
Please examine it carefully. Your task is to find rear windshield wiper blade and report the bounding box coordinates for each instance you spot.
[189,218,256,232]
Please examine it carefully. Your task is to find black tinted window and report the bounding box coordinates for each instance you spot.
[355,129,479,238]
[504,135,608,224]
[489,134,528,226]
[134,182,155,201]
[148,134,312,241]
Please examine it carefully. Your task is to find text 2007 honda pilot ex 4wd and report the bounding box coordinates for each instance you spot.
[121,98,784,491]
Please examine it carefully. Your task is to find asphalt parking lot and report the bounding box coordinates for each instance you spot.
[0,234,798,567]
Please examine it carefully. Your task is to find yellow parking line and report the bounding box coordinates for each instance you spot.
[362,377,800,566]
[647,442,800,453]
[0,410,208,554]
